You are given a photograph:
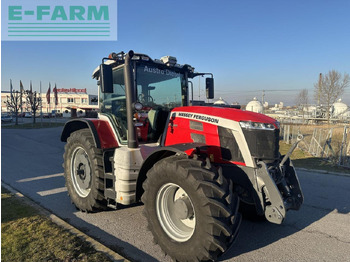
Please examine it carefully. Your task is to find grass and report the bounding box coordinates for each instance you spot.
[279,141,350,174]
[1,187,112,262]
[1,122,64,129]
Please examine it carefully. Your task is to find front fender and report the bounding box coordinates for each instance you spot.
[136,143,207,201]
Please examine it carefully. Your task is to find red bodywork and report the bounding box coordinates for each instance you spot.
[90,119,119,149]
[89,106,277,166]
[164,106,277,166]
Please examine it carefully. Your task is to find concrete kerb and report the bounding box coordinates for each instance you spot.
[295,167,350,177]
[1,182,130,262]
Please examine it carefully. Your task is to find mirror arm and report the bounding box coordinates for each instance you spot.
[192,72,213,78]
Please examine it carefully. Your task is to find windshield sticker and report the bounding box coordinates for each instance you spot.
[144,66,180,77]
[178,112,219,124]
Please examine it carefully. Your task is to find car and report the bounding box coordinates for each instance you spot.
[43,113,51,118]
[24,112,32,118]
[1,114,13,123]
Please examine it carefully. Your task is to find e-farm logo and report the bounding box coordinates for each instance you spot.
[2,0,117,41]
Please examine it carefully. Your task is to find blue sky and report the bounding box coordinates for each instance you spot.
[2,0,350,105]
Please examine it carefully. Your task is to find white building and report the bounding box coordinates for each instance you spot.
[1,88,98,117]
[246,97,263,113]
[214,97,228,106]
[332,99,348,118]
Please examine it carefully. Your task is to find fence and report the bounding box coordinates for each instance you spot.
[280,124,350,168]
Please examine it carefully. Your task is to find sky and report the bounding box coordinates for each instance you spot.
[1,0,350,106]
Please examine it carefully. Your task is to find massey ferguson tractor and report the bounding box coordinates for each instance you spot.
[61,50,303,261]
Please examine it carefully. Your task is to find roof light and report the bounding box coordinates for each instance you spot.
[108,52,117,59]
[160,56,177,66]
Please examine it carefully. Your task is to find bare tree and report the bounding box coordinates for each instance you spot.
[26,88,42,124]
[314,70,350,121]
[5,90,23,125]
[295,89,309,120]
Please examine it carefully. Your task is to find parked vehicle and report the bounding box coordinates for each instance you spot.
[24,112,32,118]
[61,50,303,261]
[1,113,13,123]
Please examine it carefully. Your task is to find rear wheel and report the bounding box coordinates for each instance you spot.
[63,129,106,212]
[142,155,241,262]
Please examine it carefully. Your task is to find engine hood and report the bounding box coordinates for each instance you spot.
[172,106,277,125]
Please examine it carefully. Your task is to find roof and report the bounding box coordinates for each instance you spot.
[92,51,195,79]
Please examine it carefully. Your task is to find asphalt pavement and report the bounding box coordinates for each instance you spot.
[1,127,350,262]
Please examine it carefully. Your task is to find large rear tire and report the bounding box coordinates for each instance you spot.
[63,129,106,212]
[142,155,241,262]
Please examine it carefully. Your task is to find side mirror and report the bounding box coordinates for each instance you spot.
[206,78,214,99]
[100,64,113,93]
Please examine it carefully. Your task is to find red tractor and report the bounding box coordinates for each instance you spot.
[61,50,303,261]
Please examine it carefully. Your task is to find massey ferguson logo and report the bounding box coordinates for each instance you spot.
[178,112,219,124]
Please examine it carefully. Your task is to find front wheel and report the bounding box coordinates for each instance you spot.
[142,155,241,262]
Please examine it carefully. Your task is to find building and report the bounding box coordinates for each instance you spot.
[1,88,98,117]
[213,97,228,106]
[332,99,348,118]
[246,97,263,113]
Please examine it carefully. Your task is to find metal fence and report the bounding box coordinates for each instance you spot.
[280,124,350,168]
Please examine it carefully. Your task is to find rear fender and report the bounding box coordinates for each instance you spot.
[61,119,101,148]
[61,119,119,149]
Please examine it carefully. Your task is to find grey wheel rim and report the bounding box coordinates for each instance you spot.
[71,146,92,198]
[156,183,196,242]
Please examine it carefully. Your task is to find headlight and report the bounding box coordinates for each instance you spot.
[239,121,276,130]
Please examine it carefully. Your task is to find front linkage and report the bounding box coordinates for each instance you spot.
[254,136,304,224]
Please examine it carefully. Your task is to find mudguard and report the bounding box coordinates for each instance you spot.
[135,143,208,201]
[61,119,119,149]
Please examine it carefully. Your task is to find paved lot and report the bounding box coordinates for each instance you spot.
[1,116,68,126]
[2,127,350,262]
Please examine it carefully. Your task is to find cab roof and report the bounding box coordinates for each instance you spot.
[92,51,195,79]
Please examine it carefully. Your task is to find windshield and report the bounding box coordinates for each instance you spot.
[136,65,186,108]
[135,64,186,143]
[98,64,188,144]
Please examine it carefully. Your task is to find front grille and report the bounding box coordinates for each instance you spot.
[242,129,279,160]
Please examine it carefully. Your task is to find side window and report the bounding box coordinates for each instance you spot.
[99,67,127,142]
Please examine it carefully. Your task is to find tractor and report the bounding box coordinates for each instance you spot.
[61,50,303,261]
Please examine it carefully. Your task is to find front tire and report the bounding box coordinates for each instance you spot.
[142,155,241,262]
[63,129,106,212]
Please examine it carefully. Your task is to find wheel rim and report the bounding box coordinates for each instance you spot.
[156,183,196,242]
[70,146,92,198]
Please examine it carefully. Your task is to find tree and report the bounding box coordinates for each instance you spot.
[314,70,350,121]
[26,88,42,124]
[295,89,309,120]
[5,90,23,125]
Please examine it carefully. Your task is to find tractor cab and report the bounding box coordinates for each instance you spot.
[92,51,213,146]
